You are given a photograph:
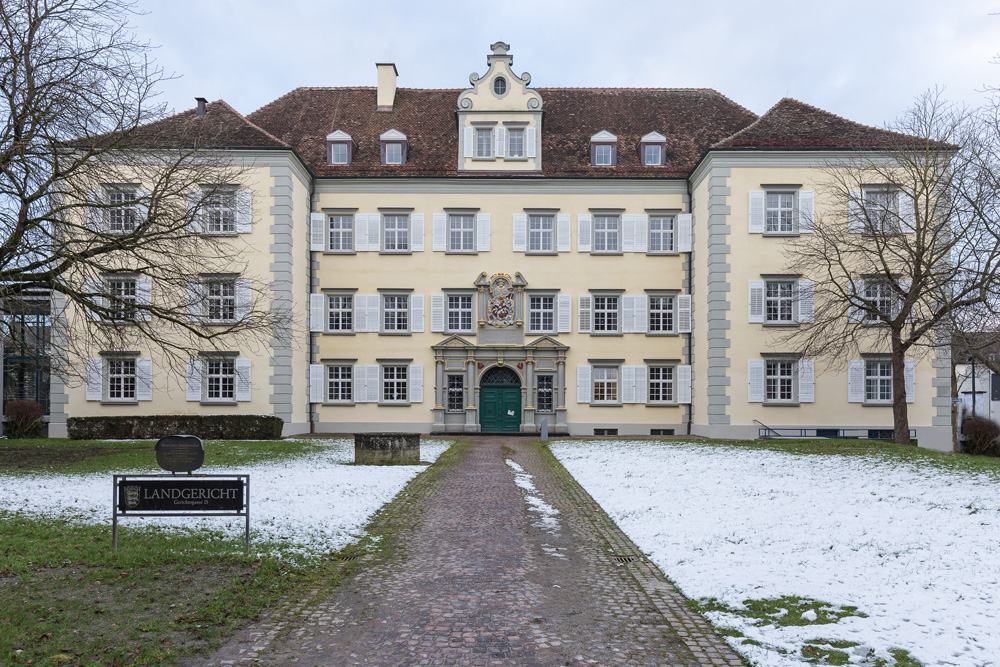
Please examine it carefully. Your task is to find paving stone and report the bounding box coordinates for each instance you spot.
[188,437,744,666]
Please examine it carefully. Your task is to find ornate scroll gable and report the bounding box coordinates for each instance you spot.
[457,42,542,112]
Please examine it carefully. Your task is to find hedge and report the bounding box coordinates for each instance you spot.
[67,415,284,440]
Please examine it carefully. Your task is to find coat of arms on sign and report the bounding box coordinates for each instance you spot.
[487,272,514,327]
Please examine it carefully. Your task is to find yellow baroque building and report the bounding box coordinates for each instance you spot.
[55,43,952,450]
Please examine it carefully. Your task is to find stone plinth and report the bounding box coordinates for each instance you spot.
[355,432,420,465]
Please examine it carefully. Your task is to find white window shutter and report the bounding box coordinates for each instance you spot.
[412,295,425,333]
[677,294,692,333]
[185,359,202,402]
[430,294,445,332]
[135,189,150,226]
[749,191,765,234]
[525,127,536,158]
[136,278,152,321]
[798,280,814,323]
[368,214,380,252]
[353,295,367,333]
[677,365,692,404]
[799,190,815,233]
[355,213,369,251]
[368,295,380,332]
[432,213,447,251]
[234,358,251,401]
[411,213,424,251]
[409,364,423,403]
[622,295,635,333]
[576,365,592,403]
[368,365,380,403]
[848,280,863,324]
[85,358,102,401]
[634,294,648,333]
[622,365,637,403]
[578,295,592,333]
[678,213,693,252]
[84,277,103,321]
[186,281,203,322]
[635,365,648,403]
[235,189,252,233]
[557,214,571,252]
[494,127,506,158]
[898,191,916,233]
[512,214,527,252]
[310,293,326,332]
[748,359,764,403]
[578,214,593,252]
[798,360,815,403]
[185,191,202,233]
[136,358,153,401]
[848,191,864,233]
[622,214,636,252]
[848,360,865,403]
[634,214,648,252]
[476,213,491,252]
[309,364,325,403]
[748,281,765,323]
[353,364,367,403]
[557,294,572,333]
[464,127,474,158]
[310,212,326,251]
[905,359,915,403]
[235,279,252,320]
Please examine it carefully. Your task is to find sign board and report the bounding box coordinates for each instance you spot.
[154,435,205,473]
[118,478,244,512]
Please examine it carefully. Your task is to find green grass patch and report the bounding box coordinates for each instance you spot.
[694,595,867,627]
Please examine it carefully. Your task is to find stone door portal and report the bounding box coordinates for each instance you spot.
[479,366,521,432]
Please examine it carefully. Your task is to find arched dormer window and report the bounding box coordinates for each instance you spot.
[590,130,618,166]
[639,131,666,166]
[380,129,408,165]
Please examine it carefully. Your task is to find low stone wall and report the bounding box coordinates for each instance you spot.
[355,432,421,465]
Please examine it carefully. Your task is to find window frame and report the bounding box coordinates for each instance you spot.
[203,357,237,403]
[764,359,797,404]
[864,358,894,404]
[203,190,237,235]
[593,144,613,166]
[592,214,621,254]
[380,364,410,405]
[527,214,555,254]
[383,142,403,165]
[647,214,676,254]
[104,356,138,403]
[446,374,465,412]
[105,275,139,322]
[642,143,663,166]
[647,365,676,405]
[536,374,555,413]
[447,213,476,253]
[592,365,621,405]
[107,187,139,234]
[507,127,525,159]
[647,294,677,335]
[764,280,796,325]
[764,191,796,235]
[527,293,556,334]
[445,293,474,334]
[381,213,411,253]
[204,279,237,324]
[862,186,900,235]
[326,364,353,404]
[329,142,350,165]
[380,292,411,335]
[326,293,354,334]
[862,279,899,325]
[591,294,621,335]
[475,127,493,159]
[327,214,355,253]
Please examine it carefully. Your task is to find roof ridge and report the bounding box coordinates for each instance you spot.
[709,99,783,148]
[774,97,915,140]
[211,99,291,147]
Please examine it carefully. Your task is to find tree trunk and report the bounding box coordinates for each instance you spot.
[891,332,912,445]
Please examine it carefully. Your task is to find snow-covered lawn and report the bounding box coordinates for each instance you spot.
[550,440,1000,667]
[0,438,451,559]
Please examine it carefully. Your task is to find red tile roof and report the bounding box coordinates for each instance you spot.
[123,100,289,150]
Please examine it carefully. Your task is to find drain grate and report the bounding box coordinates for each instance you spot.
[611,555,640,564]
[334,554,362,561]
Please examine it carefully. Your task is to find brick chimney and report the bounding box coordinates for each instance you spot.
[376,63,398,112]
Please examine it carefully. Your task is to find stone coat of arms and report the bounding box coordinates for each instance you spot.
[487,273,514,327]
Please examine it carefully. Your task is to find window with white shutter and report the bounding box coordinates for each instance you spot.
[557,214,571,252]
[476,213,491,252]
[430,294,446,333]
[576,365,591,403]
[677,295,692,333]
[432,213,447,251]
[235,190,252,233]
[677,213,692,252]
[512,214,527,252]
[748,281,765,323]
[411,213,424,251]
[578,295,592,333]
[557,294,572,333]
[577,214,592,252]
[677,365,692,404]
[309,364,325,403]
[748,360,764,403]
[798,359,815,403]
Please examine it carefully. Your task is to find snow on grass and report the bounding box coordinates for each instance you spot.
[0,438,452,559]
[550,439,1000,667]
[505,458,561,535]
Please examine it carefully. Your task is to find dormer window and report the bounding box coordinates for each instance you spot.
[326,130,355,165]
[639,131,667,166]
[380,129,408,165]
[476,128,493,158]
[590,131,618,167]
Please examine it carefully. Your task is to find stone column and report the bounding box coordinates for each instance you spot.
[522,360,536,432]
[556,359,568,433]
[432,359,446,431]
[464,358,478,432]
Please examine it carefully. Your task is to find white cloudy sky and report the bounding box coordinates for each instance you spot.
[133,0,999,128]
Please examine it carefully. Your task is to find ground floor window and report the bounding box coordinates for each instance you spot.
[447,374,464,412]
[865,359,893,403]
[106,358,136,401]
[382,365,408,403]
[648,366,674,403]
[593,366,619,403]
[206,359,235,401]
[327,365,352,402]
[765,360,794,402]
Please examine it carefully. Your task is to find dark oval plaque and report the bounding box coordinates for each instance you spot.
[155,435,205,473]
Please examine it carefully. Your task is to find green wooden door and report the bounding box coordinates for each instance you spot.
[480,386,521,432]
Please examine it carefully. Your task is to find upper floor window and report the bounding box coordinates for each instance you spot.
[382,294,410,333]
[493,77,507,96]
[528,295,555,334]
[639,131,666,167]
[765,282,794,323]
[749,189,814,235]
[766,193,794,233]
[595,144,612,166]
[449,214,475,252]
[382,214,410,252]
[593,215,620,253]
[593,295,620,334]
[329,215,354,251]
[327,294,353,332]
[476,128,493,158]
[590,130,618,167]
[508,128,525,158]
[326,130,355,165]
[528,215,554,253]
[206,280,236,323]
[107,276,138,321]
[384,143,402,164]
[648,216,675,253]
[447,295,473,332]
[379,129,408,165]
[330,143,350,165]
[205,191,236,234]
[108,189,139,234]
[863,280,898,323]
[648,295,676,334]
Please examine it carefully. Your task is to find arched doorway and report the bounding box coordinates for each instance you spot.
[479,366,521,432]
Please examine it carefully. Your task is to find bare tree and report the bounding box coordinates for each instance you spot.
[781,90,1000,445]
[0,0,286,381]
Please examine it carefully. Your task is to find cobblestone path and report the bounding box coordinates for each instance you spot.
[194,438,744,666]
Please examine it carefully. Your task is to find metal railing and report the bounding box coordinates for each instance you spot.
[756,425,917,440]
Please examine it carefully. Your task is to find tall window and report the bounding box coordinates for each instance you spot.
[863,188,897,234]
[643,144,662,166]
[329,215,353,251]
[765,282,794,323]
[536,375,554,412]
[206,359,235,401]
[107,277,137,320]
[765,192,794,233]
[528,215,554,253]
[382,215,409,252]
[447,375,464,412]
[107,358,136,401]
[593,367,619,403]
[383,295,409,332]
[593,215,619,252]
[476,128,492,158]
[447,295,473,332]
[206,281,236,322]
[508,128,525,157]
[865,360,893,402]
[108,189,138,234]
[648,296,675,333]
[765,361,794,402]
[382,365,408,402]
[205,191,236,234]
[327,365,352,402]
[593,296,619,333]
[449,214,475,251]
[648,367,674,403]
[327,295,353,332]
[864,281,897,323]
[529,295,555,333]
[649,216,675,253]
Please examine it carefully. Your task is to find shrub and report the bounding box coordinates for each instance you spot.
[67,414,284,440]
[4,400,46,438]
[962,417,1000,456]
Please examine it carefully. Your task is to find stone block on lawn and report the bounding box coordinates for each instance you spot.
[355,432,420,465]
